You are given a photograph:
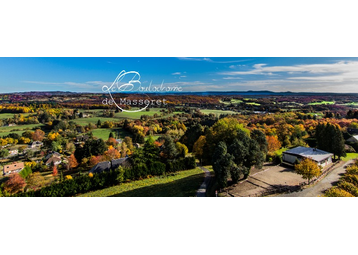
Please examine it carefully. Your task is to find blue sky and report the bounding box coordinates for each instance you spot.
[0,57,358,93]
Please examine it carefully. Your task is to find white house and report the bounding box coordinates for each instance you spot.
[29,141,43,148]
[282,146,333,167]
[347,135,358,143]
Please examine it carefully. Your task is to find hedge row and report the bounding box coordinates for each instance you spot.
[14,156,196,197]
[166,157,196,172]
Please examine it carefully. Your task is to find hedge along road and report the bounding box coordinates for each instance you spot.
[196,165,212,197]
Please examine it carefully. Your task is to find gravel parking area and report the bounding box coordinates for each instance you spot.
[224,165,306,197]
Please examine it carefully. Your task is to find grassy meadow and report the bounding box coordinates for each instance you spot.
[78,168,205,197]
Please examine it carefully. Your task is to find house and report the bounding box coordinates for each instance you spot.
[75,135,89,143]
[45,155,62,166]
[89,161,111,174]
[89,158,131,174]
[282,146,333,167]
[3,162,24,175]
[45,152,61,161]
[347,135,358,143]
[29,141,43,148]
[8,149,18,156]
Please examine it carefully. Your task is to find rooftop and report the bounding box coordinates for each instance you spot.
[283,146,333,162]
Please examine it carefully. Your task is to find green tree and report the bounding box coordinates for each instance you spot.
[213,142,235,188]
[158,135,178,160]
[0,149,9,158]
[251,129,268,155]
[19,166,32,179]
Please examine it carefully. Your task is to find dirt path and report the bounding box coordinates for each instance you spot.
[196,166,211,197]
[278,160,353,197]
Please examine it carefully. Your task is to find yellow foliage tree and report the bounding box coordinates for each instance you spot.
[295,158,321,183]
[193,135,206,163]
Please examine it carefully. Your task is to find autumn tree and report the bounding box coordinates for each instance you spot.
[68,154,79,169]
[52,165,58,176]
[26,172,46,191]
[175,142,188,157]
[4,173,26,194]
[193,135,206,163]
[32,129,45,141]
[295,158,321,183]
[123,136,134,151]
[107,137,118,146]
[266,135,281,154]
[104,146,121,160]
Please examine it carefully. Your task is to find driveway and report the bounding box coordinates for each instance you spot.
[196,166,212,197]
[277,160,353,197]
[224,164,306,197]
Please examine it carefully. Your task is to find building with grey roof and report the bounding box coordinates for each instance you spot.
[89,158,131,174]
[282,146,333,167]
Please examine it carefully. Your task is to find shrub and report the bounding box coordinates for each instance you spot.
[342,174,358,187]
[325,187,354,197]
[337,181,358,197]
[346,165,358,175]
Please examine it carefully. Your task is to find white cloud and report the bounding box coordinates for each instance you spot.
[177,57,249,64]
[22,80,112,90]
[172,72,181,75]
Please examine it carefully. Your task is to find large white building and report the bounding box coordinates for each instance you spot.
[282,146,333,167]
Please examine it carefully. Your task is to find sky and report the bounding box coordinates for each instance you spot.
[0,57,358,93]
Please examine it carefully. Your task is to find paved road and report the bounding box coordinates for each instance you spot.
[196,166,211,197]
[278,160,353,197]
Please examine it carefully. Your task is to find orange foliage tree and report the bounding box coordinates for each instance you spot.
[266,135,282,154]
[32,129,45,141]
[4,173,26,194]
[104,146,121,161]
[68,154,79,169]
[52,165,58,176]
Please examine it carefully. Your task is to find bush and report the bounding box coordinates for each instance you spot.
[324,187,354,197]
[346,165,358,175]
[337,181,358,197]
[342,174,358,187]
[166,156,196,172]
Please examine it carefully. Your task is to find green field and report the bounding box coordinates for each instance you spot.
[200,109,237,115]
[78,168,204,197]
[90,128,131,140]
[246,102,261,106]
[72,117,120,126]
[342,153,358,162]
[308,101,335,105]
[0,123,45,137]
[0,113,31,119]
[340,102,358,106]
